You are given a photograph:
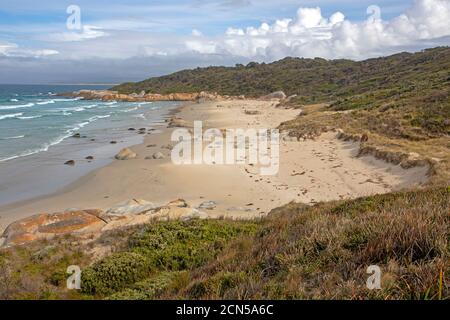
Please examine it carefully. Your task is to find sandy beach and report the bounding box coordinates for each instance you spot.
[0,99,429,231]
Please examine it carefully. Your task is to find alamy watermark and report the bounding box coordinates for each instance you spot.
[66,5,82,30]
[170,121,280,175]
[67,265,81,290]
[366,265,382,290]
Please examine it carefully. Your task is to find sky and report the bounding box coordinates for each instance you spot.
[0,0,449,84]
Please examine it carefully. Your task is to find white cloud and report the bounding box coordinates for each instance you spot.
[184,0,450,60]
[0,42,58,58]
[192,29,203,36]
[46,25,107,42]
[1,0,450,84]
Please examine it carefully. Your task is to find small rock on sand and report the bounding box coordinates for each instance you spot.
[168,199,189,207]
[161,144,173,150]
[151,152,165,159]
[197,201,217,210]
[167,117,190,128]
[115,148,137,160]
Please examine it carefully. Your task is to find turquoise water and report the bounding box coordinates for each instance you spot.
[0,84,179,206]
[0,84,175,162]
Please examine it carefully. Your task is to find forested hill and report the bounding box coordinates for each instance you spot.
[112,46,450,102]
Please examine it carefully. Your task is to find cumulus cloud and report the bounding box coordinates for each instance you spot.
[1,0,450,84]
[184,0,450,60]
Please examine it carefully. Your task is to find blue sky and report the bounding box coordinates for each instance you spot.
[0,0,449,84]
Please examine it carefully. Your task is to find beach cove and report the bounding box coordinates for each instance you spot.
[0,98,429,233]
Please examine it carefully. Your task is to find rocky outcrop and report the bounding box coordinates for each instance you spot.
[57,90,229,102]
[0,199,209,247]
[148,199,207,220]
[105,199,155,217]
[115,148,137,160]
[1,210,106,247]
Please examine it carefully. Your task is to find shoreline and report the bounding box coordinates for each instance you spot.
[0,101,180,209]
[0,102,188,231]
[0,99,429,232]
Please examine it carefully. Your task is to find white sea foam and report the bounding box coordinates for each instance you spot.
[0,117,99,162]
[0,103,34,110]
[0,134,71,162]
[121,106,138,113]
[0,128,77,162]
[18,115,42,120]
[10,98,18,102]
[37,100,55,105]
[59,106,86,112]
[54,97,83,102]
[1,135,25,140]
[88,114,111,122]
[0,113,23,120]
[133,113,146,120]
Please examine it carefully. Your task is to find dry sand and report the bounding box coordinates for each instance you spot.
[0,100,429,231]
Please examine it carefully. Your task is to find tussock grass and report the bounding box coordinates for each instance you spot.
[166,188,449,300]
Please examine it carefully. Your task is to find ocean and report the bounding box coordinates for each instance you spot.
[0,84,180,206]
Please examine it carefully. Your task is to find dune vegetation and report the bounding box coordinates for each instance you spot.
[0,187,448,300]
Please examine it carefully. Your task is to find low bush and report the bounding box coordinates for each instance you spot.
[81,252,150,295]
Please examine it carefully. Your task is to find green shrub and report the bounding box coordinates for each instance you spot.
[128,220,257,271]
[106,271,182,300]
[81,252,150,295]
